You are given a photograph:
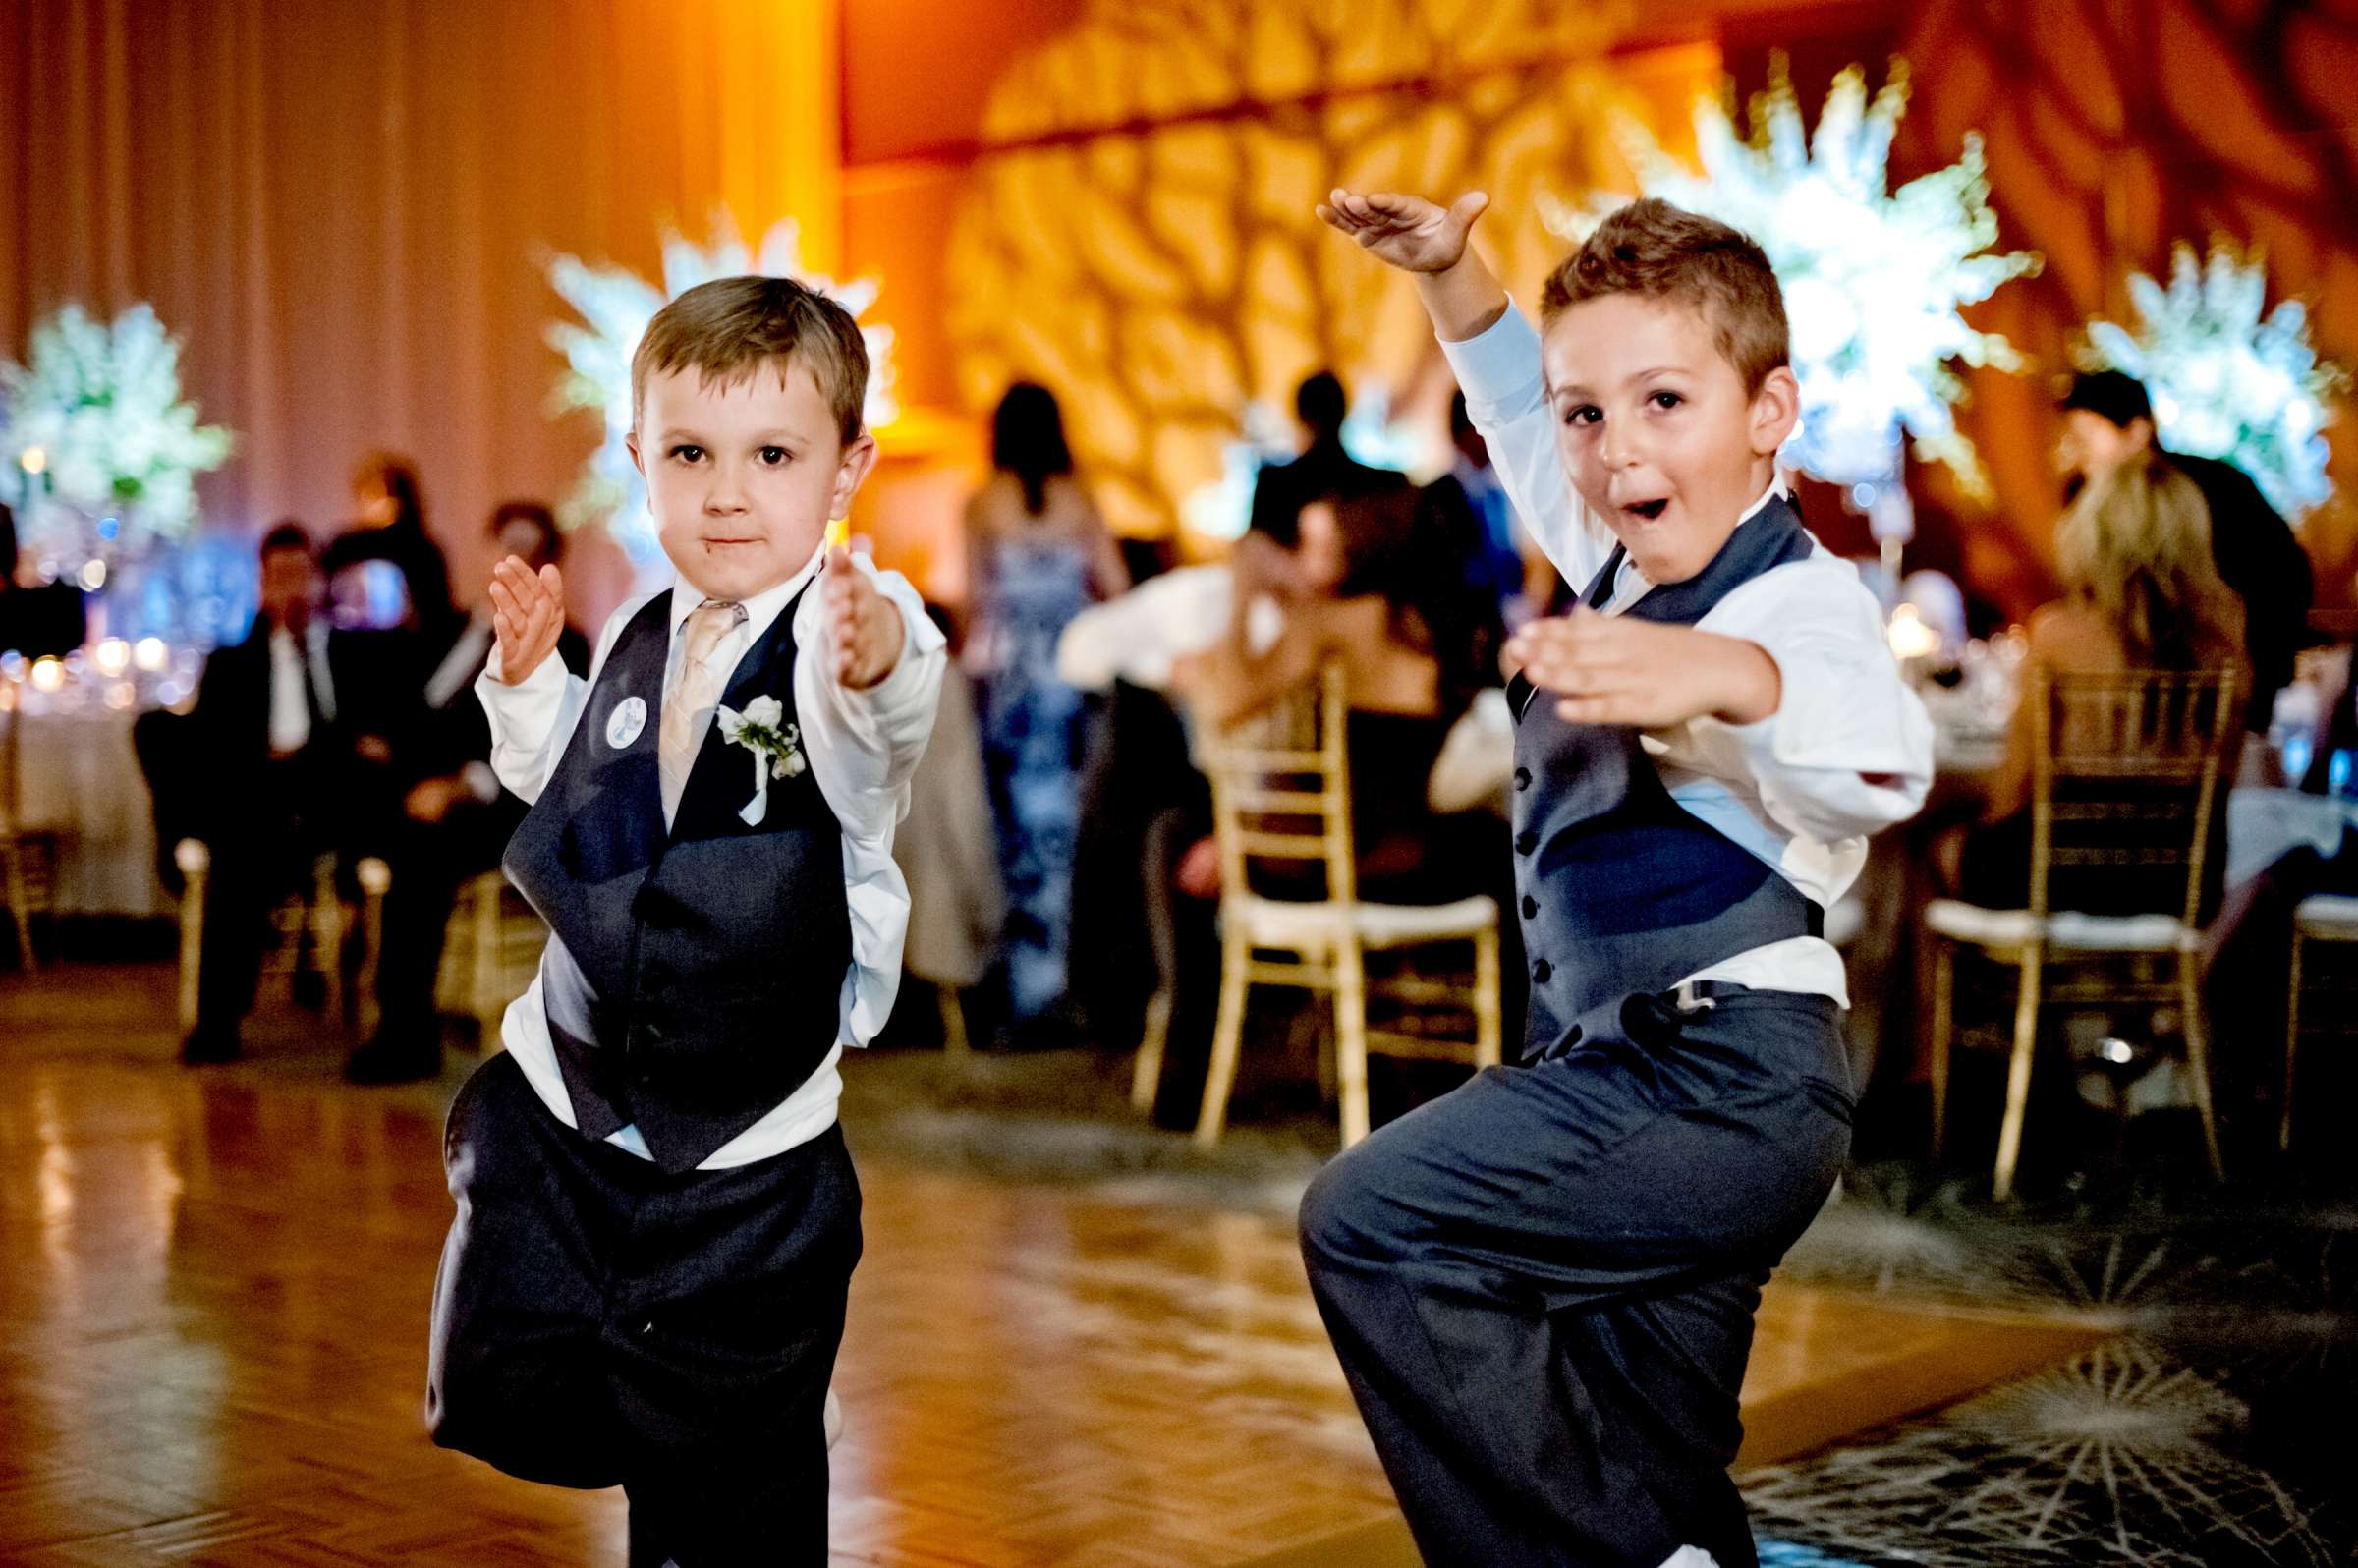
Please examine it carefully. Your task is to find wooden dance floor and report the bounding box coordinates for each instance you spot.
[0,963,2103,1567]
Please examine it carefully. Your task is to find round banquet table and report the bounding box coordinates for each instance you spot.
[15,703,170,917]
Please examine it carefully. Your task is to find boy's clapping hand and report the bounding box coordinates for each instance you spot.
[1507,608,1782,729]
[488,555,566,685]
[823,544,904,690]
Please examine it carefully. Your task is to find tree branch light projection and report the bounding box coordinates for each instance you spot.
[1551,60,2040,503]
[545,215,898,561]
[2081,240,2347,524]
[0,303,232,553]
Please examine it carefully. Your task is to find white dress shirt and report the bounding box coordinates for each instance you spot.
[1443,304,1934,1005]
[266,620,336,755]
[477,542,947,1168]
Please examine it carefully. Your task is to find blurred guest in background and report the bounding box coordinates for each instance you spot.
[2059,370,2310,735]
[326,452,455,637]
[1247,370,1408,547]
[0,501,87,657]
[344,502,586,1084]
[176,524,408,1064]
[1176,486,1501,900]
[966,382,1128,1038]
[1945,451,2248,914]
[1423,389,1529,628]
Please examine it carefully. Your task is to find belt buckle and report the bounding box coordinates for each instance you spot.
[1672,979,1716,1013]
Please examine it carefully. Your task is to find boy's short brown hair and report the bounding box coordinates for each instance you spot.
[631,276,869,446]
[1539,198,1789,394]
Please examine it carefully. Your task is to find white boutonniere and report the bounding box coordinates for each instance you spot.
[714,695,807,825]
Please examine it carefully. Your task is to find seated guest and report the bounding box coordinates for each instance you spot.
[1246,370,1408,547]
[1946,451,2249,913]
[2059,370,2311,734]
[0,502,86,657]
[345,501,586,1084]
[1424,389,1530,626]
[1175,485,1500,903]
[179,523,406,1064]
[325,452,456,638]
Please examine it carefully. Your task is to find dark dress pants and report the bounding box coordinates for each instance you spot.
[1299,986,1851,1568]
[428,1053,862,1566]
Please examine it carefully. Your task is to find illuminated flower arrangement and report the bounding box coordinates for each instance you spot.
[2081,240,2347,522]
[546,214,897,560]
[0,303,233,550]
[1549,59,2040,500]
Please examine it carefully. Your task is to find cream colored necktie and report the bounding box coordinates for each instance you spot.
[659,599,745,822]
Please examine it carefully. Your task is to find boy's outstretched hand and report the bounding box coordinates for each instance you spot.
[823,544,905,690]
[1316,189,1489,274]
[1507,608,1782,729]
[488,556,566,685]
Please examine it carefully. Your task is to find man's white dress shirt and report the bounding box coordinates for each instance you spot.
[477,543,946,1167]
[1442,304,1934,1005]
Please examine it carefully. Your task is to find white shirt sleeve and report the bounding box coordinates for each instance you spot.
[1687,558,1936,843]
[792,558,948,1049]
[1436,302,1618,591]
[476,598,638,804]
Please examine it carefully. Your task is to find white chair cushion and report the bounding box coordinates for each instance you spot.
[1229,893,1497,950]
[1925,898,2192,952]
[2294,894,2358,941]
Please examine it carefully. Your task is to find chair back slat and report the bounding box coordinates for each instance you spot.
[1197,663,1354,908]
[2028,670,2239,925]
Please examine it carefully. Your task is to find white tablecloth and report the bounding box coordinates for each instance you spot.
[2226,787,2358,890]
[16,706,169,916]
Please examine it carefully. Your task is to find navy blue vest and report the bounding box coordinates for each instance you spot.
[504,588,852,1173]
[1511,497,1824,1059]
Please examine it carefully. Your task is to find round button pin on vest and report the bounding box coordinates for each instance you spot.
[606,695,647,750]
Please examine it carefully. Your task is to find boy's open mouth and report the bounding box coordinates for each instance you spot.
[1620,497,1670,522]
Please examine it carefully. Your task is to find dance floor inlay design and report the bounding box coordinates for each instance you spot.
[1,963,2104,1566]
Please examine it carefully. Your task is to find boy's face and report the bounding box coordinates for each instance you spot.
[1541,293,1797,585]
[629,359,875,603]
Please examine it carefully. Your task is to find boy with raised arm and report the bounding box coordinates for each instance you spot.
[1301,191,1932,1567]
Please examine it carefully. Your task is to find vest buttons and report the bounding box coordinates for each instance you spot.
[1532,959,1552,982]
[1521,894,1538,920]
[1514,766,1532,791]
[1515,830,1537,856]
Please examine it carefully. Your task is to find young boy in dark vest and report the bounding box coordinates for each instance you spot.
[425,276,945,1566]
[1304,194,1934,1566]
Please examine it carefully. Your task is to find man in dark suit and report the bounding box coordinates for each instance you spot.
[2060,370,2316,733]
[177,523,415,1063]
[1247,369,1409,547]
[345,502,588,1083]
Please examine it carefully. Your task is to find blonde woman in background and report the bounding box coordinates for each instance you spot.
[1948,449,2249,912]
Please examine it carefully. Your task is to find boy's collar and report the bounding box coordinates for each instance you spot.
[1734,473,1789,530]
[666,539,827,639]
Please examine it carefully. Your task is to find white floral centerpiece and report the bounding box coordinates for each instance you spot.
[2080,239,2348,523]
[546,214,898,563]
[0,303,233,555]
[1546,58,2041,506]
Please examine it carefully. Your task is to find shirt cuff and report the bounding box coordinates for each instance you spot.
[1436,300,1546,413]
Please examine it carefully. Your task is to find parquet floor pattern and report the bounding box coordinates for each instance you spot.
[1,962,2099,1566]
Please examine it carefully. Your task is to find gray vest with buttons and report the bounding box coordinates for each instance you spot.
[1509,497,1825,1059]
[504,588,851,1173]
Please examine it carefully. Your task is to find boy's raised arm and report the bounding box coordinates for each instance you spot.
[1319,188,1614,587]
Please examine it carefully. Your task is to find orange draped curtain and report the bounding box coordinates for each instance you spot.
[0,0,841,623]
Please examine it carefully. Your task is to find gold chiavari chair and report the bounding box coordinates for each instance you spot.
[0,689,58,972]
[1172,663,1502,1148]
[2283,894,2358,1153]
[433,869,547,1051]
[1926,669,2239,1200]
[174,838,388,1032]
